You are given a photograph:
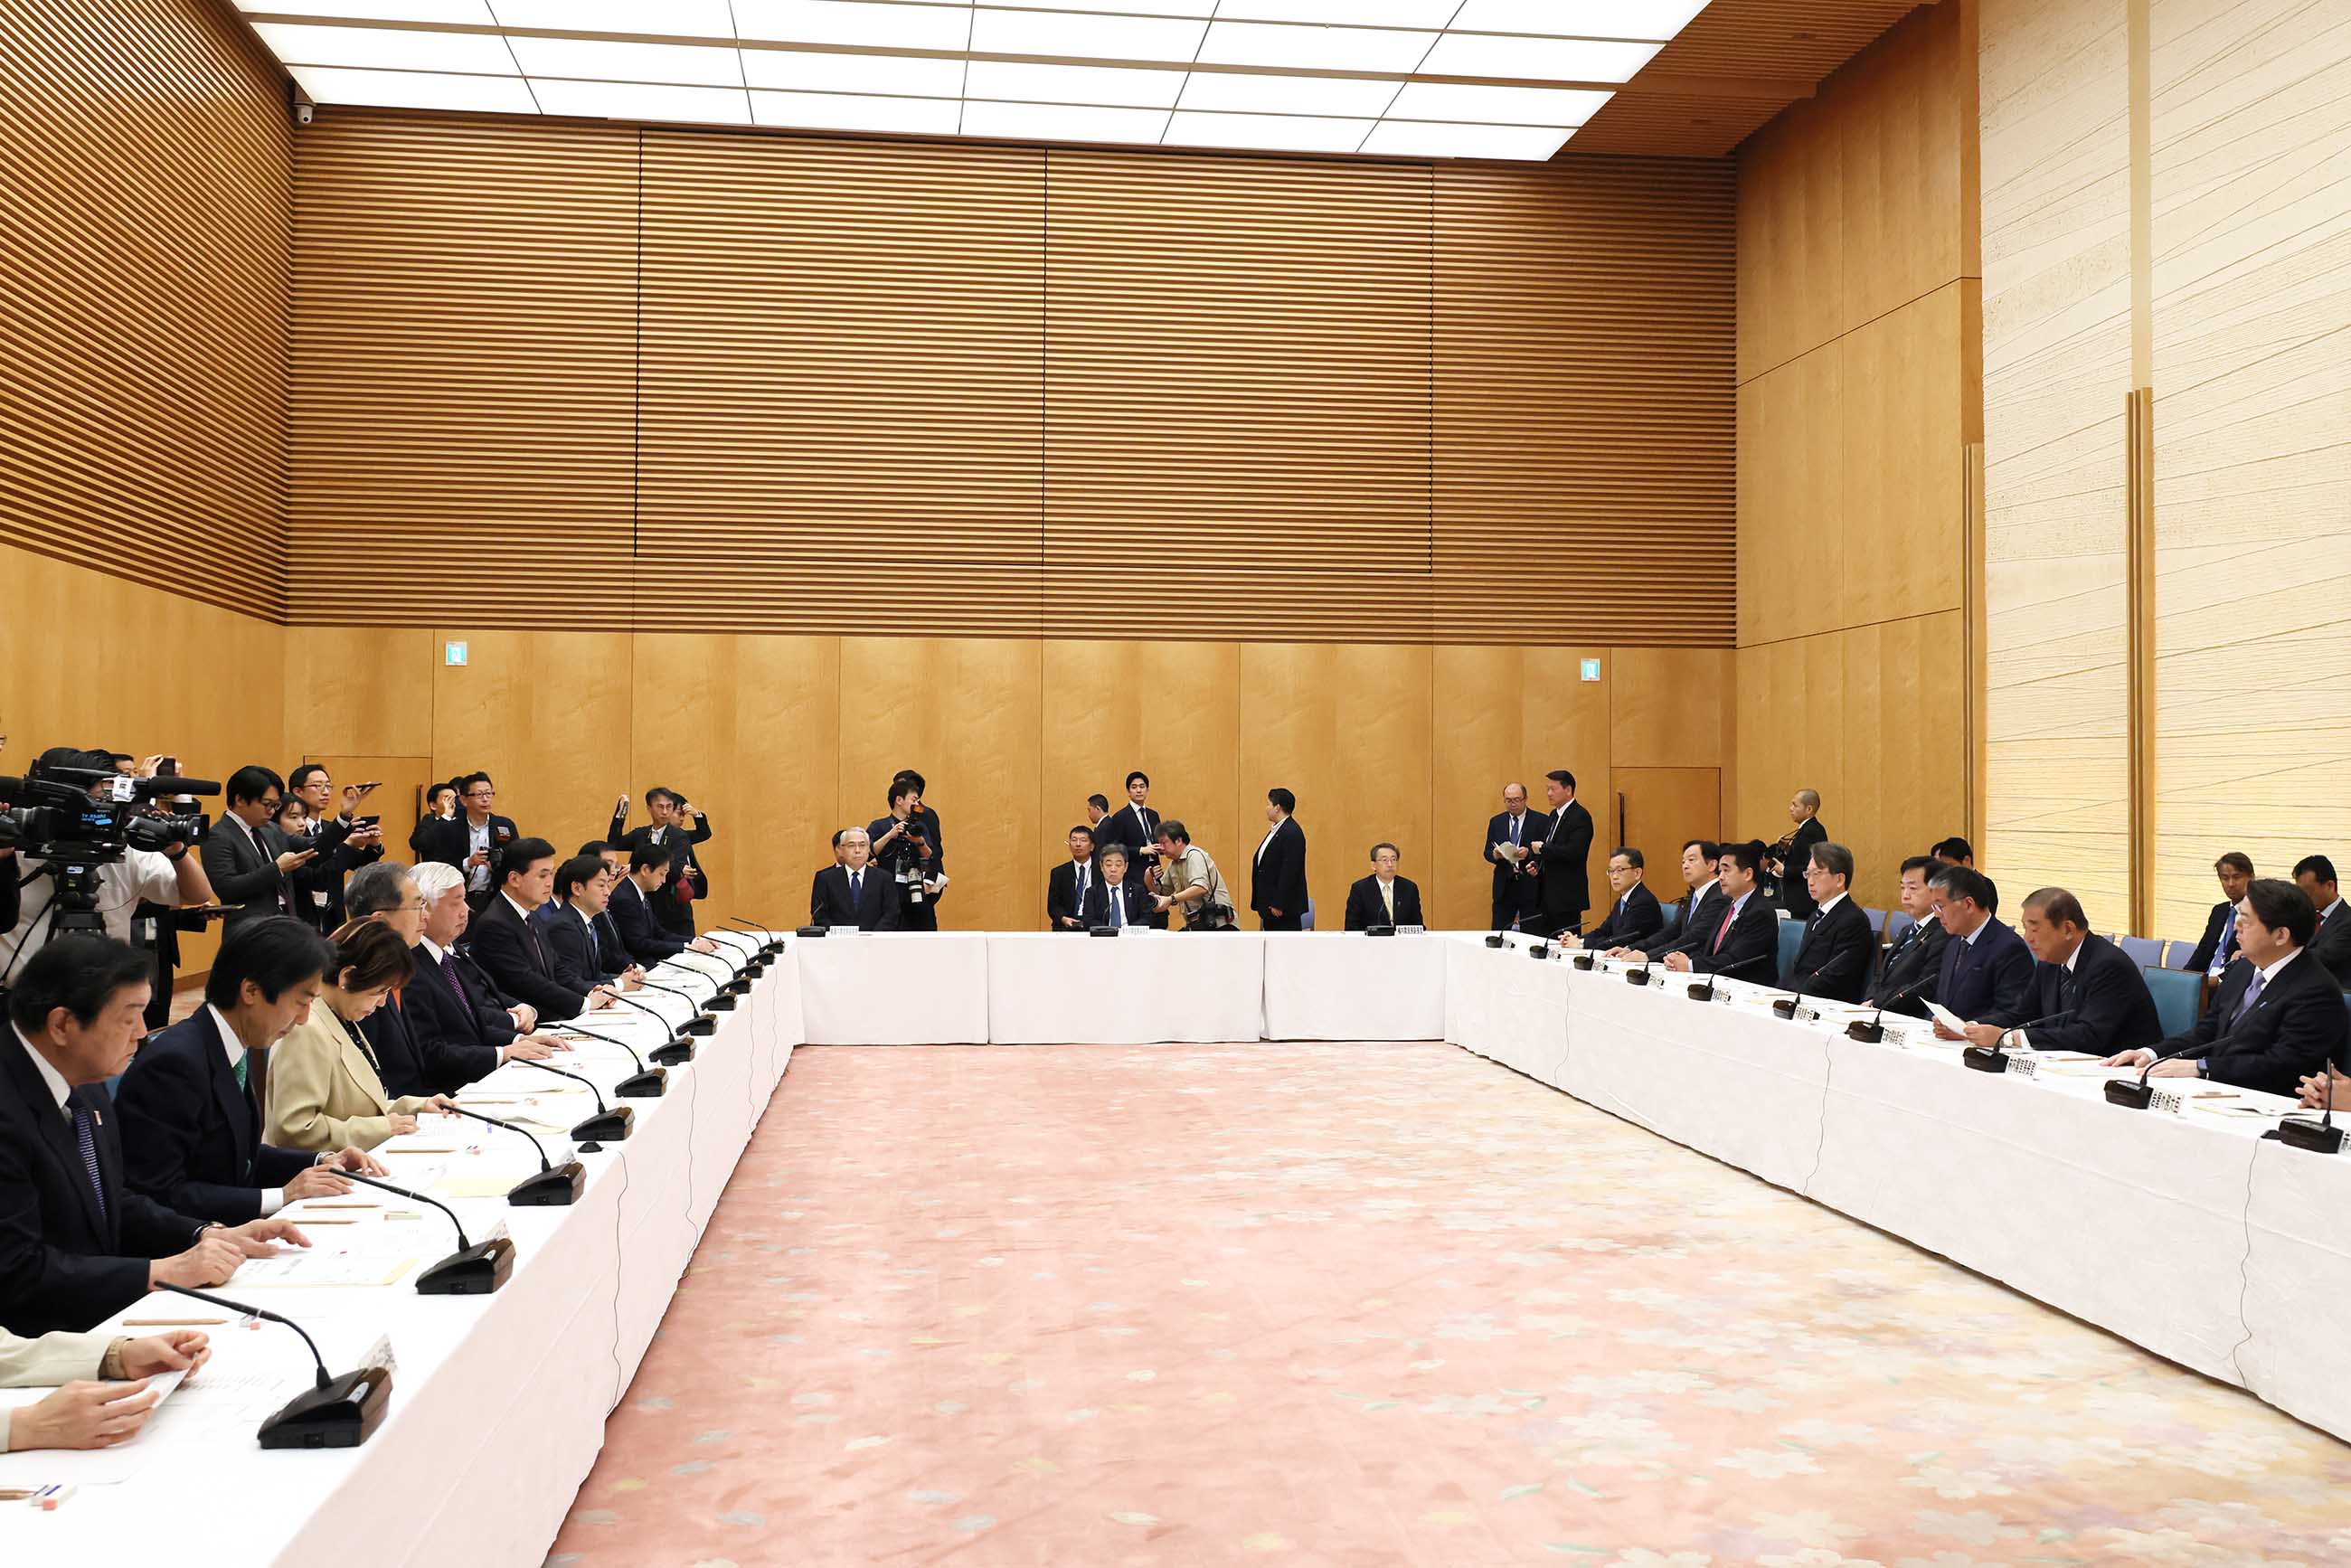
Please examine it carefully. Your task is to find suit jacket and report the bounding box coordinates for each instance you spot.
[1534,799,1594,924]
[1048,859,1100,930]
[200,815,291,935]
[0,1036,206,1336]
[2307,898,2351,987]
[1868,916,1950,1015]
[2022,932,2164,1056]
[419,813,521,898]
[2161,949,2349,1095]
[1094,802,1161,867]
[1689,890,1780,984]
[1484,811,1545,898]
[467,893,590,1020]
[536,900,625,992]
[397,943,511,1095]
[2184,899,2239,974]
[1344,874,1424,931]
[609,875,687,965]
[1776,817,1828,919]
[1250,817,1308,920]
[1643,883,1726,960]
[1783,895,1876,1003]
[263,997,439,1152]
[609,812,713,933]
[1081,877,1154,930]
[1938,917,2036,1028]
[810,864,899,931]
[114,1011,312,1223]
[0,1327,113,1450]
[286,817,383,933]
[1583,883,1663,949]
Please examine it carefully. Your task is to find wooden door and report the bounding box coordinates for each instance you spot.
[1612,768,1722,873]
[301,754,441,861]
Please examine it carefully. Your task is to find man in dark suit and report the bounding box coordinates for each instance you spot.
[1081,845,1155,930]
[2182,852,2255,976]
[465,838,614,1023]
[1566,848,1660,950]
[116,919,380,1223]
[810,827,901,931]
[0,936,307,1335]
[420,773,518,912]
[579,842,637,969]
[1868,856,1950,1015]
[606,787,713,936]
[2104,879,2349,1095]
[610,843,720,966]
[1768,789,1828,919]
[1048,826,1099,931]
[1250,788,1309,930]
[201,765,314,938]
[534,854,644,995]
[868,779,944,933]
[1095,772,1166,930]
[1781,841,1876,1003]
[2291,855,2351,986]
[1344,843,1425,931]
[1956,887,2159,1056]
[1928,866,2035,1034]
[1665,840,1777,985]
[286,764,386,931]
[1929,836,1974,868]
[397,862,563,1096]
[1532,770,1594,939]
[1613,839,1721,962]
[1483,782,1545,932]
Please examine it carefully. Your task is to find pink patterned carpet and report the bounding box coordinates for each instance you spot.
[548,1043,2351,1566]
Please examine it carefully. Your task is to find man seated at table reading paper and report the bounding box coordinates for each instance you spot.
[1556,847,1657,950]
[810,827,900,931]
[1925,866,2035,1038]
[1662,840,1777,984]
[1949,887,2159,1057]
[2102,879,2350,1096]
[1344,843,1424,930]
[0,1324,210,1452]
[1081,844,1154,930]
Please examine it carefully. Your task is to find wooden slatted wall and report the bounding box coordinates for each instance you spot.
[0,0,290,621]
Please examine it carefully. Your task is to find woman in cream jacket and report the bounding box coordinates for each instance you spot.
[265,918,454,1151]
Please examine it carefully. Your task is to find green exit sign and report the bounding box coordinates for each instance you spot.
[444,640,468,667]
[1580,658,1601,682]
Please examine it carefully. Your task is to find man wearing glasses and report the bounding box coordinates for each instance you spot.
[420,772,518,912]
[202,766,317,939]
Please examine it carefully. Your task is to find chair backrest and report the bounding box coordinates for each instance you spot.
[2142,967,2202,1038]
[1863,906,1887,934]
[1301,897,1316,932]
[1776,918,1805,981]
[2116,934,2163,967]
[1657,901,1681,936]
[2162,939,2199,970]
[1887,911,1916,943]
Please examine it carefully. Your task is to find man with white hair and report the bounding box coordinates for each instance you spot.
[389,859,562,1095]
[809,828,899,930]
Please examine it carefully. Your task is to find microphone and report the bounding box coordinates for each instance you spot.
[662,950,745,1007]
[2274,1064,2346,1154]
[1847,976,1932,1043]
[2104,1032,2225,1109]
[725,916,786,957]
[1685,965,1720,1003]
[1628,949,1657,987]
[1770,975,1808,1020]
[637,977,719,1036]
[704,927,762,966]
[443,1105,587,1204]
[507,1056,633,1144]
[335,1169,515,1290]
[604,990,694,1065]
[154,1284,391,1448]
[1961,1009,2074,1073]
[547,1020,667,1098]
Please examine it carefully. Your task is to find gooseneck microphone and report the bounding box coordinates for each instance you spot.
[2105,1034,2221,1108]
[1961,1009,2075,1073]
[2275,1066,2345,1153]
[156,1283,391,1448]
[549,1020,667,1098]
[604,990,694,1064]
[336,1169,515,1290]
[637,978,720,1036]
[659,950,744,1009]
[508,1056,634,1144]
[1771,975,1809,1021]
[725,916,786,956]
[444,1104,589,1204]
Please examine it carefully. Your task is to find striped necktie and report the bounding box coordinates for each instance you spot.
[72,1105,108,1223]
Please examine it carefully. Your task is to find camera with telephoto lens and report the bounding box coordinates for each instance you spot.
[0,755,219,934]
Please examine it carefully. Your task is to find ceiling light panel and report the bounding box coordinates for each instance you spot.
[1164,110,1372,154]
[984,0,1216,14]
[968,8,1207,65]
[288,63,537,111]
[965,60,1185,109]
[1178,71,1400,118]
[1419,32,1661,81]
[732,0,974,51]
[1386,81,1611,127]
[741,49,967,96]
[1197,21,1435,73]
[1449,0,1709,40]
[751,90,964,133]
[253,23,516,74]
[486,0,737,36]
[1215,0,1459,25]
[241,1,494,21]
[530,78,750,122]
[961,100,1170,143]
[1360,120,1571,159]
[505,35,743,86]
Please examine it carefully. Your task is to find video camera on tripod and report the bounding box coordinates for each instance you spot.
[0,756,219,938]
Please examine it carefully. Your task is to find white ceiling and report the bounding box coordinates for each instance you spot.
[241,2,1715,161]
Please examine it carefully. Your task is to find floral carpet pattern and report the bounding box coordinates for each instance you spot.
[548,1043,2351,1566]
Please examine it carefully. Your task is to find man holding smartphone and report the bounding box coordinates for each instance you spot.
[607,786,713,936]
[285,764,384,930]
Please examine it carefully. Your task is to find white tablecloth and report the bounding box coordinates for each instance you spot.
[985,932,1264,1044]
[0,935,802,1568]
[1260,932,1448,1041]
[796,932,989,1044]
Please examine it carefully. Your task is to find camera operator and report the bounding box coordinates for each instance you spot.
[285,763,385,930]
[1,749,215,995]
[867,775,944,932]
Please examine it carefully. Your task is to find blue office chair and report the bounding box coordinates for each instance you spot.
[1887,911,1916,944]
[1301,898,1316,931]
[2142,968,2202,1037]
[2116,934,2164,968]
[1863,906,1887,935]
[1657,902,1681,937]
[1775,918,1805,982]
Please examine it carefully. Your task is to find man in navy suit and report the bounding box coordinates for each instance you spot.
[810,828,901,931]
[2181,852,2255,976]
[1928,866,2035,1034]
[1081,845,1156,930]
[1953,886,2159,1056]
[419,773,520,912]
[1780,842,1876,1003]
[1343,843,1425,931]
[465,838,617,1023]
[1249,788,1309,930]
[117,919,381,1223]
[1610,840,1721,963]
[1483,782,1545,931]
[533,854,644,995]
[1531,770,1594,940]
[395,862,563,1097]
[2105,879,2349,1094]
[1564,847,1662,950]
[1666,840,1778,985]
[1047,826,1099,931]
[611,843,721,966]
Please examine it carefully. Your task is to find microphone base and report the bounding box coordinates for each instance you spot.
[795,925,828,938]
[1685,982,1713,1001]
[1770,998,1800,1019]
[1572,954,1595,970]
[1846,1018,1887,1043]
[1483,933,1507,948]
[416,1237,515,1294]
[2104,1079,2157,1109]
[683,1015,719,1036]
[1627,968,1652,987]
[1362,924,1396,937]
[1088,926,1119,937]
[2276,1116,2346,1153]
[616,1067,668,1098]
[1961,1045,2011,1073]
[509,1159,587,1205]
[706,995,738,1012]
[651,1040,696,1066]
[259,1366,391,1450]
[571,1107,635,1142]
[722,979,751,996]
[1528,942,1550,960]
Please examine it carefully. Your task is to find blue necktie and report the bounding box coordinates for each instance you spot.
[72,1105,107,1223]
[1110,888,1125,929]
[2232,968,2267,1023]
[850,872,862,905]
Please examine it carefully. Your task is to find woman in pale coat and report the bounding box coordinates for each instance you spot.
[265,918,454,1151]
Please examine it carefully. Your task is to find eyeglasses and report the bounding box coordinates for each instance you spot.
[393,900,425,912]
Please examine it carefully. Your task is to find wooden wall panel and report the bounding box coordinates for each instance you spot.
[1839,610,1971,908]
[1737,105,1846,385]
[428,631,636,862]
[1434,157,1737,645]
[1838,0,1975,330]
[284,628,438,759]
[0,0,288,620]
[1733,635,1847,853]
[1842,282,1972,623]
[638,134,1045,637]
[1736,349,1846,647]
[1610,647,1734,771]
[288,114,637,622]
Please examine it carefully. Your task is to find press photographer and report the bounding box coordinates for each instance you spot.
[866,775,943,932]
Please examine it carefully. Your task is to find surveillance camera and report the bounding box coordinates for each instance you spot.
[295,100,316,127]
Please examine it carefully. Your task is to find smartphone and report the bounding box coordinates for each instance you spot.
[158,756,178,776]
[354,815,381,828]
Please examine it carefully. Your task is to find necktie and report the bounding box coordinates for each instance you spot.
[1510,816,1521,846]
[2212,911,2237,976]
[2232,968,2268,1023]
[442,951,471,1011]
[585,917,600,971]
[1713,901,1736,952]
[851,871,862,904]
[1382,882,1394,920]
[1110,888,1125,929]
[231,1052,249,1091]
[1077,865,1089,902]
[72,1105,107,1223]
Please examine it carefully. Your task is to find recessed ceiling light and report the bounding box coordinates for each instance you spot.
[1419,33,1661,82]
[733,0,974,51]
[530,77,751,122]
[1197,20,1436,74]
[1361,120,1571,159]
[1163,109,1373,154]
[750,90,963,133]
[288,63,539,111]
[253,23,517,74]
[1387,81,1612,128]
[1215,0,1459,24]
[970,8,1210,65]
[240,1,494,20]
[986,0,1216,14]
[741,49,967,97]
[962,100,1171,144]
[966,61,1185,109]
[505,36,744,87]
[486,0,737,37]
[1449,0,1707,39]
[1178,72,1401,118]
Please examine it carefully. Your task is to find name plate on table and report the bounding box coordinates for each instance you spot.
[2149,1085,2195,1116]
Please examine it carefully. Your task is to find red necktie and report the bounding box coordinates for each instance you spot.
[1713,902,1735,952]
